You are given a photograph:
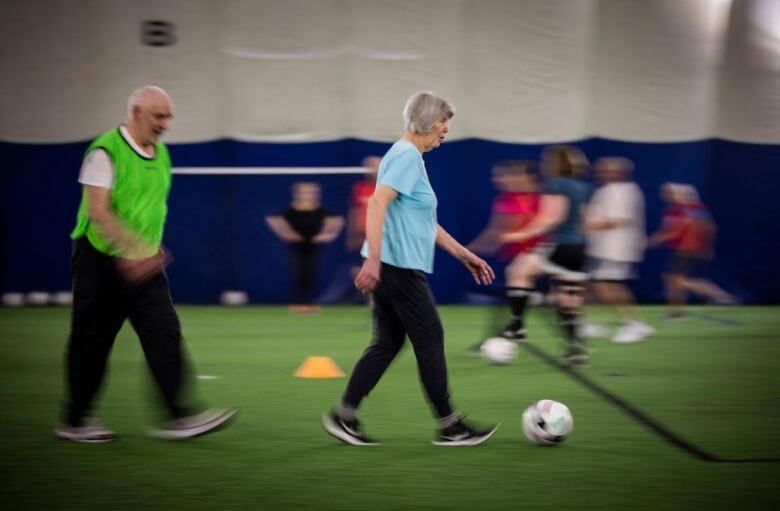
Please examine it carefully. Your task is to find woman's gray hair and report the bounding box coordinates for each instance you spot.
[402,91,455,134]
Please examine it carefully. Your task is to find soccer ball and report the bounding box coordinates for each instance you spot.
[522,399,573,445]
[480,337,518,365]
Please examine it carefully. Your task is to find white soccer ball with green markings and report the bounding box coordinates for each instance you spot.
[522,399,573,445]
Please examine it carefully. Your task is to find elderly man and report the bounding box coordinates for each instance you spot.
[56,86,236,443]
[585,157,654,343]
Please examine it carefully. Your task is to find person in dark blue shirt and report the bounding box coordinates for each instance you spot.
[502,145,593,366]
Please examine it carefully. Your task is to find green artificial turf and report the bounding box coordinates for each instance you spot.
[0,305,778,510]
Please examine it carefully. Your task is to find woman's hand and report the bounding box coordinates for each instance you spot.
[459,250,495,286]
[355,257,382,294]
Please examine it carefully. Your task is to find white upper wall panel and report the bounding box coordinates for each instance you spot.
[458,0,597,143]
[715,0,780,143]
[589,0,731,142]
[0,0,220,143]
[2,0,779,144]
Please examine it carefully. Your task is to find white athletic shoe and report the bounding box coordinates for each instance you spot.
[147,408,238,440]
[54,417,116,443]
[612,322,655,344]
[580,321,611,339]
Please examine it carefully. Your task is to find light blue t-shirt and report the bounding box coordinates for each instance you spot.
[361,140,438,273]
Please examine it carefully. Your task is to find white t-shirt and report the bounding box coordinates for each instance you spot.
[78,125,152,189]
[586,181,646,262]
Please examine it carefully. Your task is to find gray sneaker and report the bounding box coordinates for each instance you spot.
[54,417,116,443]
[148,408,238,440]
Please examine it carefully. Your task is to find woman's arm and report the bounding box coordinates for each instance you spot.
[312,215,345,243]
[436,225,495,285]
[354,185,398,293]
[502,194,568,243]
[265,216,304,242]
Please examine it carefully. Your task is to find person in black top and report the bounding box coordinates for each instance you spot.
[266,182,344,313]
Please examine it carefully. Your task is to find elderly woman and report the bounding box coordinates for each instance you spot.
[322,91,498,446]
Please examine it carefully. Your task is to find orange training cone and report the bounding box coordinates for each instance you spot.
[294,356,346,378]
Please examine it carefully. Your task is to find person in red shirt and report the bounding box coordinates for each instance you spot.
[344,157,380,300]
[647,184,736,318]
[346,157,380,255]
[468,160,543,341]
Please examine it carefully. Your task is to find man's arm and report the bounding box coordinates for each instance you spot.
[586,188,634,231]
[86,185,155,258]
[85,185,166,282]
[586,216,633,231]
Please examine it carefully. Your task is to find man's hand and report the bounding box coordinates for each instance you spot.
[116,247,170,284]
[354,257,381,294]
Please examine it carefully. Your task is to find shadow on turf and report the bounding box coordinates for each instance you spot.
[519,340,780,464]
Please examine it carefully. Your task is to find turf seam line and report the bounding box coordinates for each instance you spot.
[686,312,746,326]
[519,341,780,464]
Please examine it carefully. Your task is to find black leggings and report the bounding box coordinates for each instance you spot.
[342,263,454,419]
[290,243,318,304]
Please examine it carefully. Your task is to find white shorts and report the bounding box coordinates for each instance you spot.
[587,257,637,282]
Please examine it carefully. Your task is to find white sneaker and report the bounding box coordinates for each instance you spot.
[147,408,238,440]
[580,322,611,339]
[54,417,116,443]
[612,322,655,344]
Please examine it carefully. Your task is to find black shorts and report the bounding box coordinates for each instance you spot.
[547,244,586,273]
[666,253,708,276]
[533,243,588,282]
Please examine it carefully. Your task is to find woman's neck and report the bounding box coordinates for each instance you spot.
[402,133,426,153]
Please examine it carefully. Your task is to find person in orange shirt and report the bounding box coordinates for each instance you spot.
[647,184,736,318]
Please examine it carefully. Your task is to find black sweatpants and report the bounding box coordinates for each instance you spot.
[290,243,318,304]
[342,263,454,419]
[64,238,193,426]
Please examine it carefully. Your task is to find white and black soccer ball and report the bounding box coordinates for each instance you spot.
[522,399,573,445]
[480,337,518,365]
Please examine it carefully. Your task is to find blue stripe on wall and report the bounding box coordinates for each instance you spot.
[2,138,778,303]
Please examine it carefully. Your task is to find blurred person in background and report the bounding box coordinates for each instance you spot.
[56,85,237,443]
[501,146,593,366]
[266,182,344,313]
[344,157,380,302]
[322,91,498,446]
[583,157,654,343]
[647,183,736,318]
[467,160,543,346]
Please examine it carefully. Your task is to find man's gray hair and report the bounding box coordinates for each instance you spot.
[402,91,455,134]
[598,156,635,173]
[127,85,171,118]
